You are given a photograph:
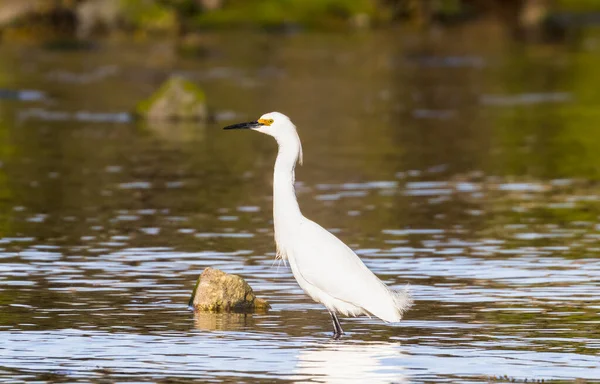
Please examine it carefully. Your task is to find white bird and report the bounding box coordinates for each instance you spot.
[224,112,412,338]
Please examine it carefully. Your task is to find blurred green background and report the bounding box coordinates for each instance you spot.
[1,0,600,243]
[1,0,599,39]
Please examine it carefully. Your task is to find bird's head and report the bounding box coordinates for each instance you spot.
[224,111,303,165]
[223,111,296,139]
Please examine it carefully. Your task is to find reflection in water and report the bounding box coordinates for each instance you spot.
[143,120,206,144]
[193,311,257,331]
[294,341,406,384]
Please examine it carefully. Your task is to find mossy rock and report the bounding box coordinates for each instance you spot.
[136,76,207,121]
[190,267,270,312]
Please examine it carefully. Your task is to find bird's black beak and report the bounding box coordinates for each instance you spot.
[223,121,261,130]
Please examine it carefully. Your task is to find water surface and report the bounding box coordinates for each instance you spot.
[0,27,599,383]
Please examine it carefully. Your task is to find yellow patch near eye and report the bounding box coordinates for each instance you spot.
[258,118,274,126]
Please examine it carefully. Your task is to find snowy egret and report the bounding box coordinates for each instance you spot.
[224,112,412,338]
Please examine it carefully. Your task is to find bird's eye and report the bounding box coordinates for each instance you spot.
[258,118,275,126]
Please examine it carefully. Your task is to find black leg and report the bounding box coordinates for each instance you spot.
[329,311,344,339]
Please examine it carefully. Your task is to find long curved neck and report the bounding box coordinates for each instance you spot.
[272,133,303,261]
[273,134,303,224]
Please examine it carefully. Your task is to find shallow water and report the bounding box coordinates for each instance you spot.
[1,27,600,383]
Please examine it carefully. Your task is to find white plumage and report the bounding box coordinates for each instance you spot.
[224,111,412,338]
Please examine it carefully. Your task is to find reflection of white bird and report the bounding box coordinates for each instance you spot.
[295,342,406,383]
[225,112,412,338]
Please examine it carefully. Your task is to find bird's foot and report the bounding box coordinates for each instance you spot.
[331,326,345,340]
[329,311,344,340]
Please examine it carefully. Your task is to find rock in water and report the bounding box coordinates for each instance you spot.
[136,76,207,121]
[190,267,270,312]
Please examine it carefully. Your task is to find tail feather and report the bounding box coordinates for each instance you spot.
[390,285,413,319]
[373,285,413,323]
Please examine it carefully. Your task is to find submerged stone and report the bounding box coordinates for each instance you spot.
[136,76,207,121]
[190,267,270,312]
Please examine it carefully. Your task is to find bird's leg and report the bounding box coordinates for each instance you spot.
[329,311,344,339]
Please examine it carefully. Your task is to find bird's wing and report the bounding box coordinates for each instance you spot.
[291,218,391,314]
